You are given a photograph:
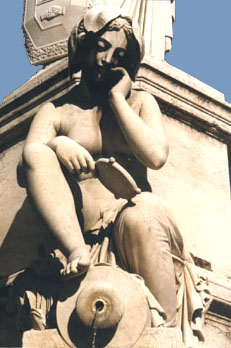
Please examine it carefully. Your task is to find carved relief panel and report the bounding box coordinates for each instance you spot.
[23,0,89,65]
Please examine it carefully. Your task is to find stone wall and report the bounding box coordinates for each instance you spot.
[136,57,231,276]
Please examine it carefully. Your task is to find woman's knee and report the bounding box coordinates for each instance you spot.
[124,193,165,225]
[115,196,167,244]
[132,192,164,211]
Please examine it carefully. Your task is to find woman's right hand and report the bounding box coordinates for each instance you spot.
[48,136,95,175]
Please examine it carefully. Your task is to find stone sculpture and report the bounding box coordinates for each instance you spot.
[18,6,210,347]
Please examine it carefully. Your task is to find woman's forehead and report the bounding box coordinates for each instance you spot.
[99,29,127,49]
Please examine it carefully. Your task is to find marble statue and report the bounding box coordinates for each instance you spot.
[18,6,209,347]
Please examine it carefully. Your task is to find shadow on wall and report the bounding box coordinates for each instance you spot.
[0,302,22,347]
[0,198,56,282]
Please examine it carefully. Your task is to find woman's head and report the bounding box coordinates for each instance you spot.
[68,7,144,82]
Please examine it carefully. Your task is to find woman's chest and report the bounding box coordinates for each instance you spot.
[58,103,136,156]
[100,116,129,155]
[60,106,103,154]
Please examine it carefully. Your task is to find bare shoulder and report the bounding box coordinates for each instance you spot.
[40,101,77,114]
[39,101,56,112]
[38,101,62,119]
[26,102,62,144]
[129,90,161,118]
[56,102,79,115]
[130,90,158,105]
[38,101,60,117]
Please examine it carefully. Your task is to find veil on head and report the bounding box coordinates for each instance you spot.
[68,6,145,81]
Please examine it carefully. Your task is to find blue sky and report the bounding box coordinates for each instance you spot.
[0,1,230,104]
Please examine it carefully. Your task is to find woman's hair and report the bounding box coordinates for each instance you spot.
[68,15,144,81]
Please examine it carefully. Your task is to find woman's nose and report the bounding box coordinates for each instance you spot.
[100,51,115,66]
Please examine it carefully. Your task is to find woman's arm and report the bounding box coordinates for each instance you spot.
[24,103,94,174]
[24,102,61,147]
[108,68,169,169]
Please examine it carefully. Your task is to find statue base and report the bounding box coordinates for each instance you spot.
[22,327,183,348]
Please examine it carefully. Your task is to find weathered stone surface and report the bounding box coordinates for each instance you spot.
[0,141,51,279]
[22,327,183,348]
[134,327,183,348]
[203,314,231,348]
[0,307,22,347]
[23,329,66,348]
[193,267,231,347]
[23,0,88,65]
[148,116,231,276]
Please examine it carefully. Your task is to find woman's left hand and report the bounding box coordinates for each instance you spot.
[108,67,132,99]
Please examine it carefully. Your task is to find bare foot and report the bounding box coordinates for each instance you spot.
[61,245,91,280]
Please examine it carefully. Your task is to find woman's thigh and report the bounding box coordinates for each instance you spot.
[114,192,184,258]
[67,174,116,233]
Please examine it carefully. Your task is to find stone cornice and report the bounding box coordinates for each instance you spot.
[136,56,231,143]
[1,56,231,152]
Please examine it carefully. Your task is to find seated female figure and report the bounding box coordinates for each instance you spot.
[21,7,184,327]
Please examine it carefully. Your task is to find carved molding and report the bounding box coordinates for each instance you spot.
[24,30,67,66]
[135,57,231,143]
[23,0,87,65]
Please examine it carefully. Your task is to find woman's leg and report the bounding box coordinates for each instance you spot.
[114,192,183,327]
[22,143,94,277]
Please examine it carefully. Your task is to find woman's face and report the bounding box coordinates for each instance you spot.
[83,29,128,85]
